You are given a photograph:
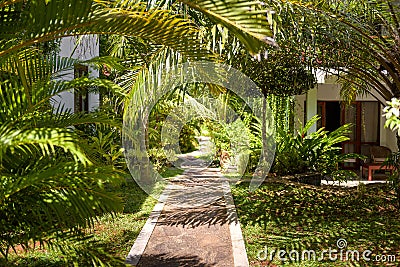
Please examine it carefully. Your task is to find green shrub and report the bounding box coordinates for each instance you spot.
[271,115,363,181]
[206,112,260,173]
[179,122,200,153]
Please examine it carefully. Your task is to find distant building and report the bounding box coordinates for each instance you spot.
[295,71,397,169]
[53,35,100,113]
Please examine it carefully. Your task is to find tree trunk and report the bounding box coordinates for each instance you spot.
[260,96,268,179]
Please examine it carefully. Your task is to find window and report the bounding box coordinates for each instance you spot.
[74,64,89,113]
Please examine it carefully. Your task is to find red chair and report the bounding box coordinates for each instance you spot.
[361,145,394,181]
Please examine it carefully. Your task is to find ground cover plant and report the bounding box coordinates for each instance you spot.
[232,181,400,267]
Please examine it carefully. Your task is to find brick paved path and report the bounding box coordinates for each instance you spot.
[126,137,249,267]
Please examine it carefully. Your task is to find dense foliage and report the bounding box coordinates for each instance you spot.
[147,93,201,171]
[267,0,400,103]
[271,115,362,181]
[231,48,316,97]
[0,53,124,262]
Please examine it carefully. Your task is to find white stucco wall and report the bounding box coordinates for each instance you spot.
[52,35,100,113]
[294,94,306,130]
[381,115,398,151]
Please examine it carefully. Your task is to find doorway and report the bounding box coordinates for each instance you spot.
[317,101,380,168]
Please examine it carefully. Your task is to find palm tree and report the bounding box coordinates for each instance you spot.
[0,50,125,261]
[95,0,277,186]
[268,0,400,105]
[0,0,275,59]
[262,0,400,148]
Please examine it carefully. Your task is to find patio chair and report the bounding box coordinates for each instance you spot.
[361,145,393,181]
[370,145,392,163]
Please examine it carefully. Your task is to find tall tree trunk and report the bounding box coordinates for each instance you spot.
[397,132,400,151]
[261,96,268,179]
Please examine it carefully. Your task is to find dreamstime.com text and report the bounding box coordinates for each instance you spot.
[257,238,397,263]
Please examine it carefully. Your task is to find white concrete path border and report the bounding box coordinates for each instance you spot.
[222,181,249,267]
[321,179,387,187]
[125,184,172,266]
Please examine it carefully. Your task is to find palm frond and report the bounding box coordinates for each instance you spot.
[0,162,123,257]
[179,0,276,54]
[0,124,90,165]
[0,1,213,60]
[0,45,125,261]
[271,0,400,101]
[338,75,372,105]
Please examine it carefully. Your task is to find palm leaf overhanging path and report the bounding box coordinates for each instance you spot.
[0,0,275,59]
[0,50,125,260]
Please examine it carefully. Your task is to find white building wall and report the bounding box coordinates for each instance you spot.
[294,94,306,130]
[306,88,317,133]
[53,35,100,113]
[381,115,397,151]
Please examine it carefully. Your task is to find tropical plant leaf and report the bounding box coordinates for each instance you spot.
[179,0,276,54]
[0,125,90,165]
[0,1,213,60]
[0,46,125,262]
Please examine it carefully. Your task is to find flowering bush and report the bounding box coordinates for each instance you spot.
[383,98,400,135]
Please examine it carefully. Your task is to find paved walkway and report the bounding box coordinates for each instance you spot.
[126,137,249,267]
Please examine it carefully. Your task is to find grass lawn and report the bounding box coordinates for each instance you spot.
[2,167,183,266]
[232,181,400,267]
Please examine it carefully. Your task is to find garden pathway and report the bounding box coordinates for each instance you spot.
[126,137,249,267]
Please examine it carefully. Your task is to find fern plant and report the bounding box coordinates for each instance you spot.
[272,115,364,181]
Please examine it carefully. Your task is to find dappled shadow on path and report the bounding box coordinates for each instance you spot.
[157,197,238,227]
[157,168,240,227]
[135,136,240,266]
[137,253,212,267]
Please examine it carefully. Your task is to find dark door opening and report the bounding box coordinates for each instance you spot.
[325,102,341,132]
[74,64,89,113]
